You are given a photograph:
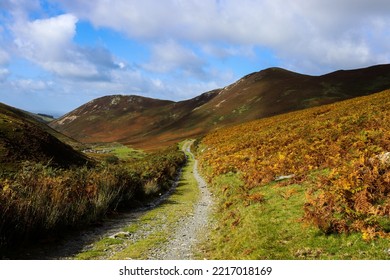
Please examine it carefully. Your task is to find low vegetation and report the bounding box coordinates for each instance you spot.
[83,142,145,162]
[74,140,200,260]
[197,90,390,259]
[0,146,185,251]
[2,67,390,259]
[200,172,389,259]
[0,102,90,174]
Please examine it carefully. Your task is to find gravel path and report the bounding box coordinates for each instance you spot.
[5,169,183,260]
[148,142,213,259]
[4,141,212,260]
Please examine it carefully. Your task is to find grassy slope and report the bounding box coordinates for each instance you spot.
[82,142,145,162]
[50,92,219,150]
[192,64,390,134]
[197,90,390,259]
[0,144,186,253]
[0,102,90,172]
[201,173,389,259]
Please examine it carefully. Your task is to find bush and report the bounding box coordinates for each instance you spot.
[0,145,186,250]
[105,155,120,165]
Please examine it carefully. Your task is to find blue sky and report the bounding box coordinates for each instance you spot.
[1,0,390,116]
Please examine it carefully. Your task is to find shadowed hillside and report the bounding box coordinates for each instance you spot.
[51,64,390,149]
[0,102,91,173]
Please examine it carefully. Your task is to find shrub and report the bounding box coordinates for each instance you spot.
[105,155,120,165]
[198,90,390,239]
[0,145,186,250]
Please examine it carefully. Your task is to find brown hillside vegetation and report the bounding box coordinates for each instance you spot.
[50,91,219,149]
[0,146,185,251]
[0,102,90,173]
[51,64,390,150]
[198,90,390,241]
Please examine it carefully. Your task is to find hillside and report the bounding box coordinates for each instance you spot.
[50,91,219,149]
[197,90,390,259]
[29,113,55,124]
[0,102,91,173]
[51,64,390,149]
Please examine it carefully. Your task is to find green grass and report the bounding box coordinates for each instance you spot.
[76,237,125,260]
[110,144,144,160]
[0,144,184,252]
[74,140,200,260]
[201,171,390,260]
[232,104,250,114]
[85,142,145,161]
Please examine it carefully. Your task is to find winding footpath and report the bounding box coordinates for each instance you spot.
[7,140,213,260]
[148,141,213,259]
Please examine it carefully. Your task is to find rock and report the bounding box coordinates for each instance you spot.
[369,151,390,165]
[275,174,295,181]
[378,152,390,164]
[109,231,131,239]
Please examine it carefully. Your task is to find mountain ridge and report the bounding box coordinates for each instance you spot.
[51,64,390,150]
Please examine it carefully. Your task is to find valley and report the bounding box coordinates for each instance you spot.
[1,64,390,260]
[2,140,212,260]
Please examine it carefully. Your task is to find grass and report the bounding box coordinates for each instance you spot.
[0,104,91,173]
[199,90,390,243]
[0,145,185,252]
[74,140,201,260]
[84,142,145,161]
[196,89,390,259]
[103,143,144,160]
[200,171,390,260]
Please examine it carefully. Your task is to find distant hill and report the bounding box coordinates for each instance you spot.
[0,102,91,172]
[51,64,390,150]
[32,113,55,123]
[50,92,219,149]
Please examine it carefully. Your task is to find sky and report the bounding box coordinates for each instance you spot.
[0,0,390,116]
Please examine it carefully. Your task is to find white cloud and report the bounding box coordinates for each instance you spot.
[0,68,9,81]
[0,48,10,65]
[201,44,255,59]
[11,14,122,81]
[0,48,10,82]
[2,0,390,115]
[0,0,40,20]
[143,40,206,78]
[13,14,77,61]
[53,0,302,45]
[54,0,390,73]
[11,79,51,91]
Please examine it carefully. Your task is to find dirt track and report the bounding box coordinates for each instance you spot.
[5,141,212,260]
[148,141,213,259]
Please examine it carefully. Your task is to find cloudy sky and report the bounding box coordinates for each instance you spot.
[1,0,390,116]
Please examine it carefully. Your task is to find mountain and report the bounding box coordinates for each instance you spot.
[0,102,91,173]
[50,91,219,149]
[51,64,390,150]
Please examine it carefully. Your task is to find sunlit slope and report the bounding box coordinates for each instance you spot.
[52,64,390,150]
[198,90,390,240]
[190,64,390,126]
[50,91,219,149]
